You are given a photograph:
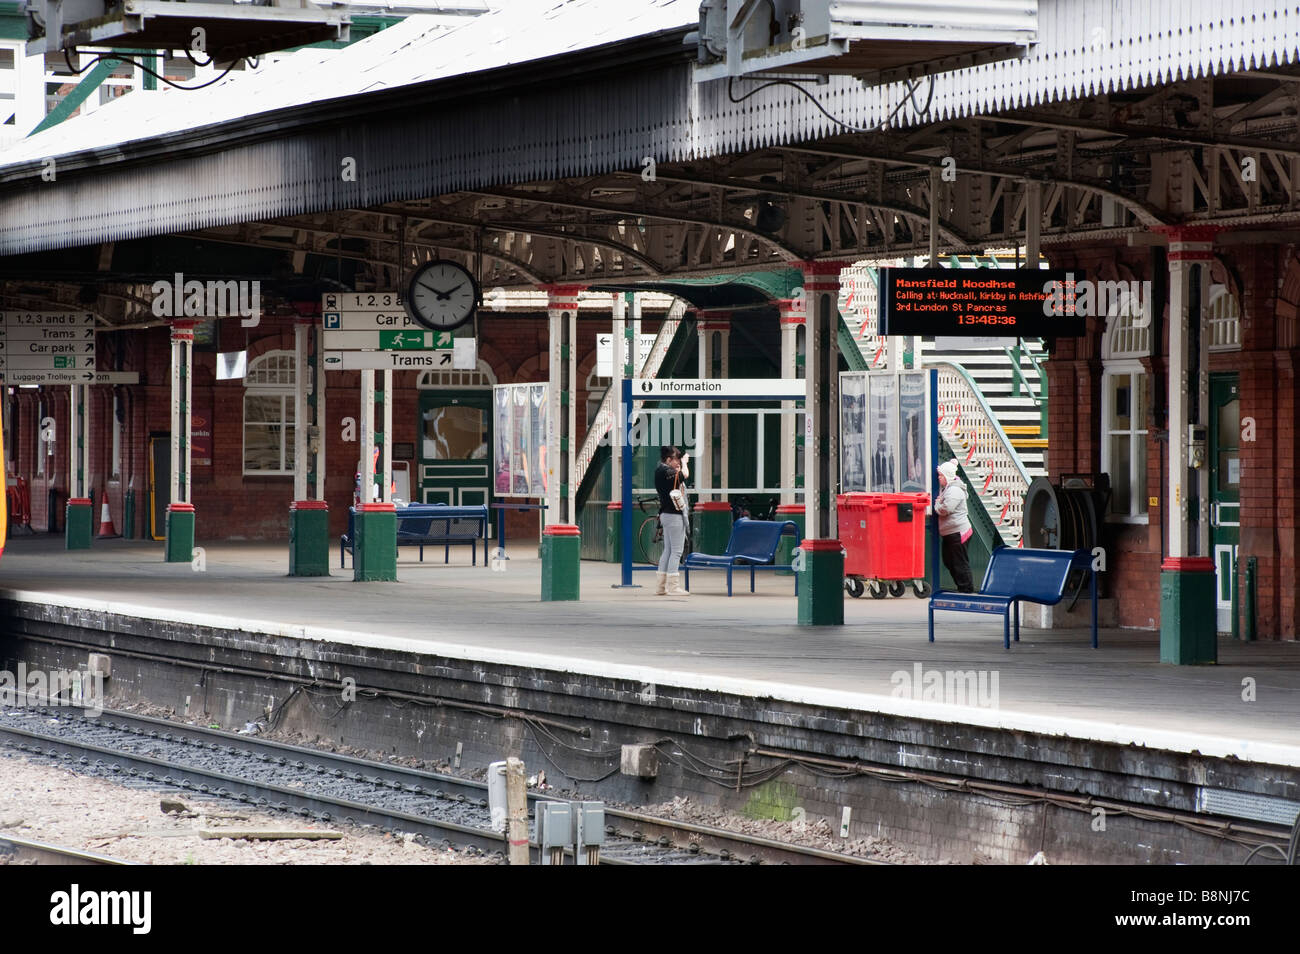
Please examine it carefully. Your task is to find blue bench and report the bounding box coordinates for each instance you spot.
[683,518,801,596]
[928,547,1098,649]
[340,504,489,568]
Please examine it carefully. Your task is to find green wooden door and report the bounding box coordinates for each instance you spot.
[1209,373,1240,633]
[417,391,492,507]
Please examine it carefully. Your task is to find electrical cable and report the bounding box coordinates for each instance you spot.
[727,73,935,133]
[62,48,237,90]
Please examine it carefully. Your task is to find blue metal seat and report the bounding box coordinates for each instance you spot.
[341,504,488,567]
[683,518,801,596]
[929,547,1098,649]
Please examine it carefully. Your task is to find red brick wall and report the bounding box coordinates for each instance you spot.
[1044,241,1298,638]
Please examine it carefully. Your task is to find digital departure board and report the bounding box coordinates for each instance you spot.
[878,268,1089,337]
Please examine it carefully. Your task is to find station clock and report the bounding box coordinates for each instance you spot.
[405,259,479,331]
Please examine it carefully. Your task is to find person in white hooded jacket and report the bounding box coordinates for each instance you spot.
[934,459,975,593]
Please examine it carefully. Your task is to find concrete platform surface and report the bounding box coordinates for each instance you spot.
[2,537,1298,765]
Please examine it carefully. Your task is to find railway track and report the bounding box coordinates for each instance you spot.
[0,834,129,866]
[0,706,884,866]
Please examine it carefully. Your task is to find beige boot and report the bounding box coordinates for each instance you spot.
[667,573,689,596]
[655,572,667,595]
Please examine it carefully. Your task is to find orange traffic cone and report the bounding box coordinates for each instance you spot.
[96,500,118,538]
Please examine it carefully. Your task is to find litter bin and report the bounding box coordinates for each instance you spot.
[837,492,931,598]
[541,524,581,601]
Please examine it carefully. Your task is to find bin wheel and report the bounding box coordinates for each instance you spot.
[888,580,907,598]
[845,578,866,599]
[911,579,932,598]
[868,579,888,599]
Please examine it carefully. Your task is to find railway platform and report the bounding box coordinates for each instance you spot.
[2,536,1297,863]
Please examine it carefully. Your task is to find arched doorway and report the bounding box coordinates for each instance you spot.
[415,362,497,506]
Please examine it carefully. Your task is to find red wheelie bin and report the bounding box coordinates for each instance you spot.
[836,492,932,598]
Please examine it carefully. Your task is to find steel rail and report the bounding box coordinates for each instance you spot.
[0,833,131,866]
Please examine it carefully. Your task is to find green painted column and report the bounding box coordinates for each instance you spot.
[164,503,195,563]
[65,497,93,550]
[1160,558,1218,664]
[352,504,397,582]
[541,524,581,601]
[289,501,331,577]
[605,502,621,563]
[774,502,804,574]
[692,501,732,556]
[797,539,844,626]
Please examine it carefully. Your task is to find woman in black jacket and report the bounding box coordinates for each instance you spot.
[654,445,690,595]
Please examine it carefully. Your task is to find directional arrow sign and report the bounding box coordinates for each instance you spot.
[0,354,96,370]
[321,329,453,350]
[3,370,98,385]
[322,351,454,371]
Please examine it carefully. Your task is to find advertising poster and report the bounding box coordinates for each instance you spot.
[493,383,550,497]
[898,372,928,493]
[191,406,213,467]
[494,388,511,494]
[839,372,867,492]
[868,373,899,493]
[529,384,548,495]
[511,385,530,494]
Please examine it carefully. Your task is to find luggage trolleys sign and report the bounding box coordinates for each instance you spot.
[0,311,97,384]
[320,292,458,371]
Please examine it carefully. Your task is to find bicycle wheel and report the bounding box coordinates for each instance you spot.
[637,516,664,566]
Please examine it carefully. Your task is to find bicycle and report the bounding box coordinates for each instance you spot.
[635,495,693,565]
[730,494,778,522]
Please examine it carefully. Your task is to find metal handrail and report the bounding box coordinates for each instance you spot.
[573,299,687,488]
[928,359,1031,544]
[1004,337,1049,437]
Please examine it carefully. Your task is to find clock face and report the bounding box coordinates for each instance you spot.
[406,261,478,331]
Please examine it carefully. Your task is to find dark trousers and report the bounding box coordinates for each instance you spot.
[942,532,975,593]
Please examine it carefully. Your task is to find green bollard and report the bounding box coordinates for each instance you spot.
[774,503,805,575]
[289,501,331,577]
[797,539,845,626]
[605,502,621,563]
[164,503,195,563]
[1159,557,1218,664]
[65,497,93,550]
[123,490,136,540]
[541,524,581,601]
[352,504,397,582]
[692,501,732,556]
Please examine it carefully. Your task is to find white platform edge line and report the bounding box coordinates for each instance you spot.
[4,587,1299,769]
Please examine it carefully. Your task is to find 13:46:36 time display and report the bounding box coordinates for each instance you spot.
[958,315,1017,325]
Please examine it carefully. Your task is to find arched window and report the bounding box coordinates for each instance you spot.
[243,351,295,475]
[1207,284,1242,352]
[1100,297,1150,522]
[415,362,496,390]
